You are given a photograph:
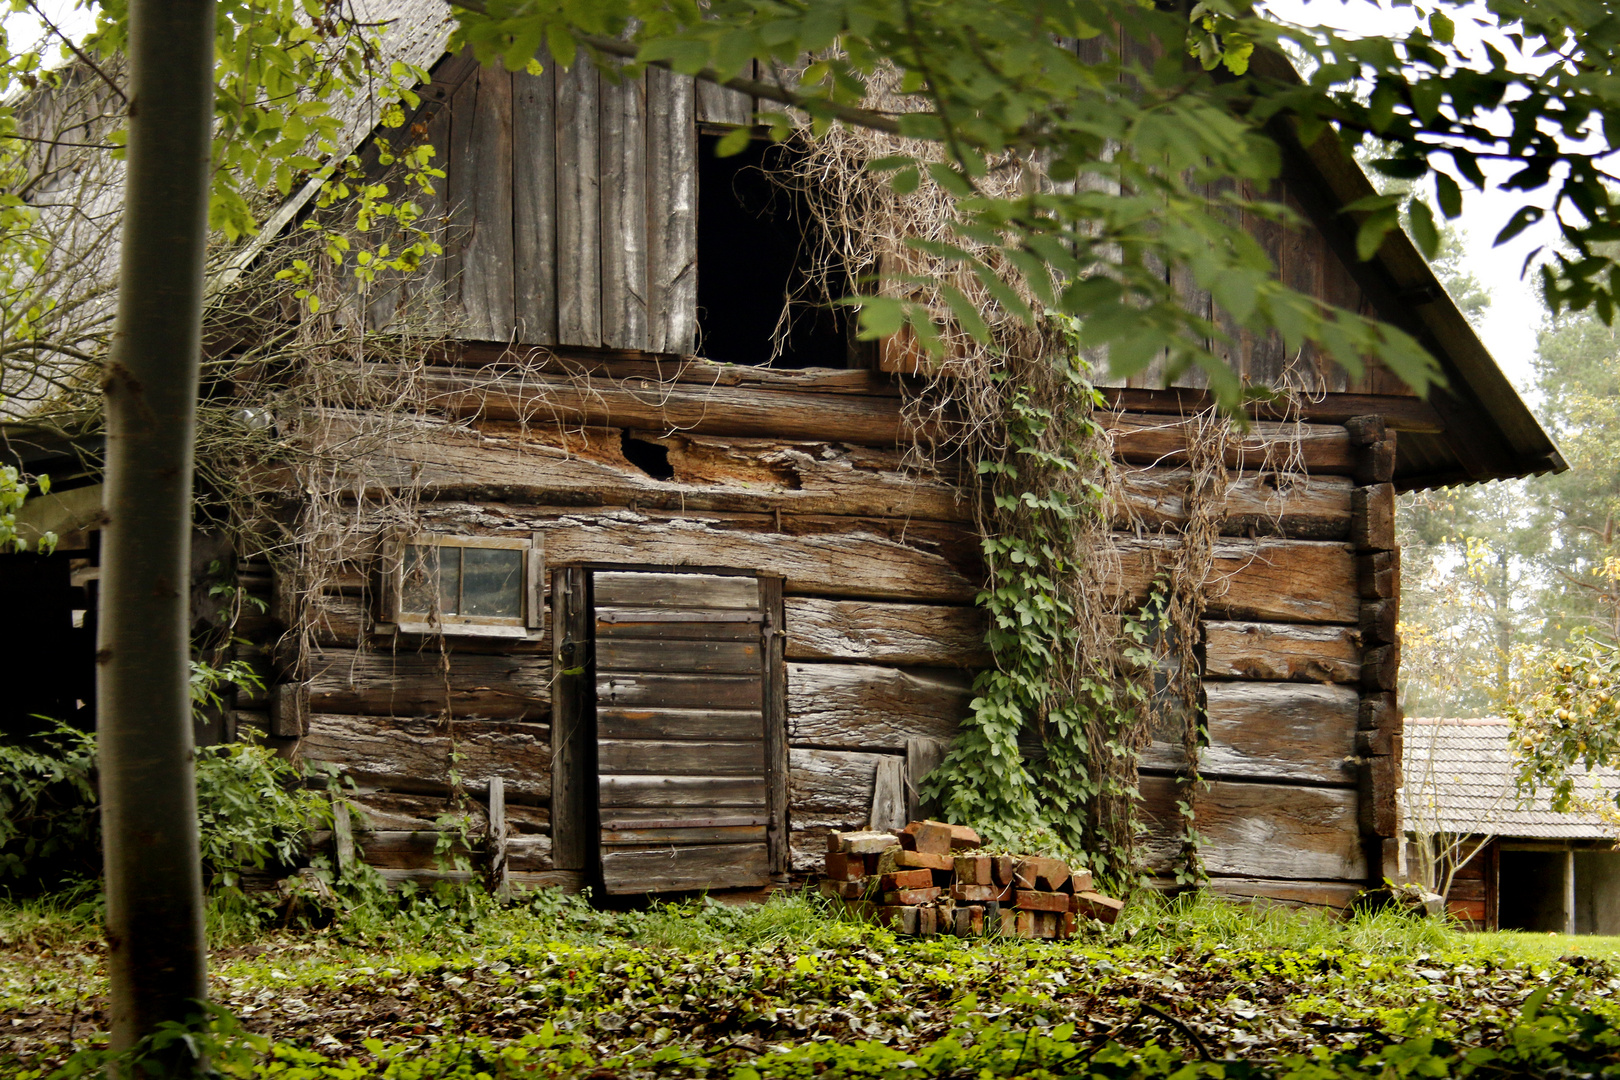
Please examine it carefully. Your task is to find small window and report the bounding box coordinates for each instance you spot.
[383,533,543,638]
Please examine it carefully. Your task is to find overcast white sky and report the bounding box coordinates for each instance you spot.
[7,1,1584,396]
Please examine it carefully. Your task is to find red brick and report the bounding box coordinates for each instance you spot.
[1014,910,1037,938]
[824,852,864,881]
[991,856,1017,886]
[1069,868,1094,893]
[951,882,1012,903]
[954,855,993,885]
[1072,891,1125,924]
[879,906,920,934]
[882,886,943,905]
[918,906,938,937]
[946,824,982,850]
[1015,857,1071,892]
[820,879,867,900]
[1013,890,1070,913]
[878,869,934,891]
[894,849,954,871]
[901,820,953,856]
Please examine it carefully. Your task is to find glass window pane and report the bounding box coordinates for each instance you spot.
[402,544,460,617]
[461,547,522,618]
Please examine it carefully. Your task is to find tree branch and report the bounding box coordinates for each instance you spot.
[26,0,128,105]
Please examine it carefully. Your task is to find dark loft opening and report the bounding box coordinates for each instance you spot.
[696,133,854,369]
[620,430,675,480]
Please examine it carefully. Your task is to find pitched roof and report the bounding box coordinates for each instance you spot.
[1402,718,1620,840]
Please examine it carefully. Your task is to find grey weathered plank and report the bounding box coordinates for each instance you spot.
[787,747,886,871]
[695,61,753,125]
[595,637,762,675]
[556,59,602,346]
[1103,412,1355,474]
[550,567,593,870]
[1107,537,1358,624]
[450,66,515,341]
[597,612,763,641]
[1204,621,1361,683]
[597,738,765,776]
[598,672,762,710]
[762,574,790,876]
[1142,682,1360,785]
[905,736,950,822]
[599,774,768,808]
[601,841,770,894]
[512,64,558,343]
[597,706,763,741]
[301,714,551,802]
[602,824,766,846]
[787,663,970,749]
[1139,775,1366,881]
[599,66,648,349]
[869,756,907,830]
[647,66,698,354]
[1118,467,1352,540]
[784,598,988,666]
[594,571,759,610]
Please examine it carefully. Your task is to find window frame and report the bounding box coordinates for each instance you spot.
[379,532,544,639]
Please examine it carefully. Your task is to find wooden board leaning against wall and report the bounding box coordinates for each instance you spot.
[269,344,1407,901]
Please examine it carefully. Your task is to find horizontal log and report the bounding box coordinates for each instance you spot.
[601,841,770,894]
[1187,682,1361,785]
[1103,412,1355,474]
[1203,622,1360,683]
[1139,775,1366,881]
[373,867,582,892]
[446,346,907,397]
[303,591,550,655]
[595,637,762,675]
[784,599,989,667]
[307,647,549,720]
[1202,876,1366,911]
[1110,537,1359,624]
[598,774,767,808]
[348,830,474,871]
[597,738,765,776]
[423,367,911,447]
[788,663,971,749]
[1118,468,1352,540]
[544,517,979,602]
[597,707,763,741]
[788,747,890,870]
[598,673,762,711]
[300,714,552,802]
[1098,388,1445,434]
[343,789,549,834]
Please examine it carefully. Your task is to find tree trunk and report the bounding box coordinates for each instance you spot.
[98,0,216,1059]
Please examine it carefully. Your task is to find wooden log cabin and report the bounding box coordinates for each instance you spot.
[2,4,1565,905]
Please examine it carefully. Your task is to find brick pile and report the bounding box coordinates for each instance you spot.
[818,819,1125,938]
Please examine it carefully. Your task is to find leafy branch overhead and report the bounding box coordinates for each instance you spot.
[453,0,1620,407]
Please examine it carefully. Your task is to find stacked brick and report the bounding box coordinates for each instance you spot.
[819,819,1125,938]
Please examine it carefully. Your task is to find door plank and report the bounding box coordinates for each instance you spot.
[556,59,602,346]
[599,774,767,808]
[598,738,765,776]
[598,707,763,741]
[594,571,760,609]
[596,637,762,675]
[602,824,766,846]
[601,841,769,893]
[598,672,762,710]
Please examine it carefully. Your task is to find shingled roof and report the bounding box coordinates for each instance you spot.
[1403,718,1620,840]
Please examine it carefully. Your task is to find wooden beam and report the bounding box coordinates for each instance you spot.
[1139,775,1366,881]
[787,662,971,749]
[305,647,549,720]
[784,599,989,667]
[300,713,552,802]
[1203,621,1360,683]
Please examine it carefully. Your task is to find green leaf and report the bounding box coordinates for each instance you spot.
[1408,199,1441,260]
[1429,10,1455,43]
[714,125,754,158]
[1435,172,1463,219]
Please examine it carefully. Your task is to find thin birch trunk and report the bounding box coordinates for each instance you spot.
[98,0,216,1060]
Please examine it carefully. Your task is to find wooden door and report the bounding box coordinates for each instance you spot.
[592,570,778,894]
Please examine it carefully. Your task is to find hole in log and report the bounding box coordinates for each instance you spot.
[620,431,676,480]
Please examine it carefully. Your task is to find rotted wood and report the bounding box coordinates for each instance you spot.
[762,575,790,876]
[1351,483,1397,551]
[550,566,595,871]
[1109,537,1359,624]
[600,842,770,894]
[1359,692,1399,734]
[1119,467,1352,540]
[270,682,309,737]
[695,62,753,125]
[1102,412,1356,474]
[787,663,971,749]
[597,706,763,741]
[1138,774,1367,881]
[1347,416,1398,486]
[442,347,904,396]
[784,598,989,667]
[1203,622,1360,684]
[545,519,979,603]
[597,739,764,776]
[300,713,552,802]
[304,647,549,720]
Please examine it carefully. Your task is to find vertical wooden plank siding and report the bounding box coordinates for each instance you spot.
[647,67,698,355]
[1242,179,1288,388]
[512,65,559,344]
[550,567,595,871]
[695,62,753,125]
[449,67,516,341]
[599,68,650,350]
[761,575,789,876]
[556,60,603,347]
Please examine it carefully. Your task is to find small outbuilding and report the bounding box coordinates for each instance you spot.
[1404,718,1620,934]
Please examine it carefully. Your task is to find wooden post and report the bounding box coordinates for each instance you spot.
[331,796,356,879]
[905,737,950,823]
[550,567,595,872]
[1565,844,1577,935]
[760,574,790,878]
[486,776,510,902]
[869,757,906,830]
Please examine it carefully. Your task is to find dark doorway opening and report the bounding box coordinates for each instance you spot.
[1498,849,1569,932]
[695,133,854,369]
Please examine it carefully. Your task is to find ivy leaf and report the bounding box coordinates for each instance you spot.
[1408,199,1441,261]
